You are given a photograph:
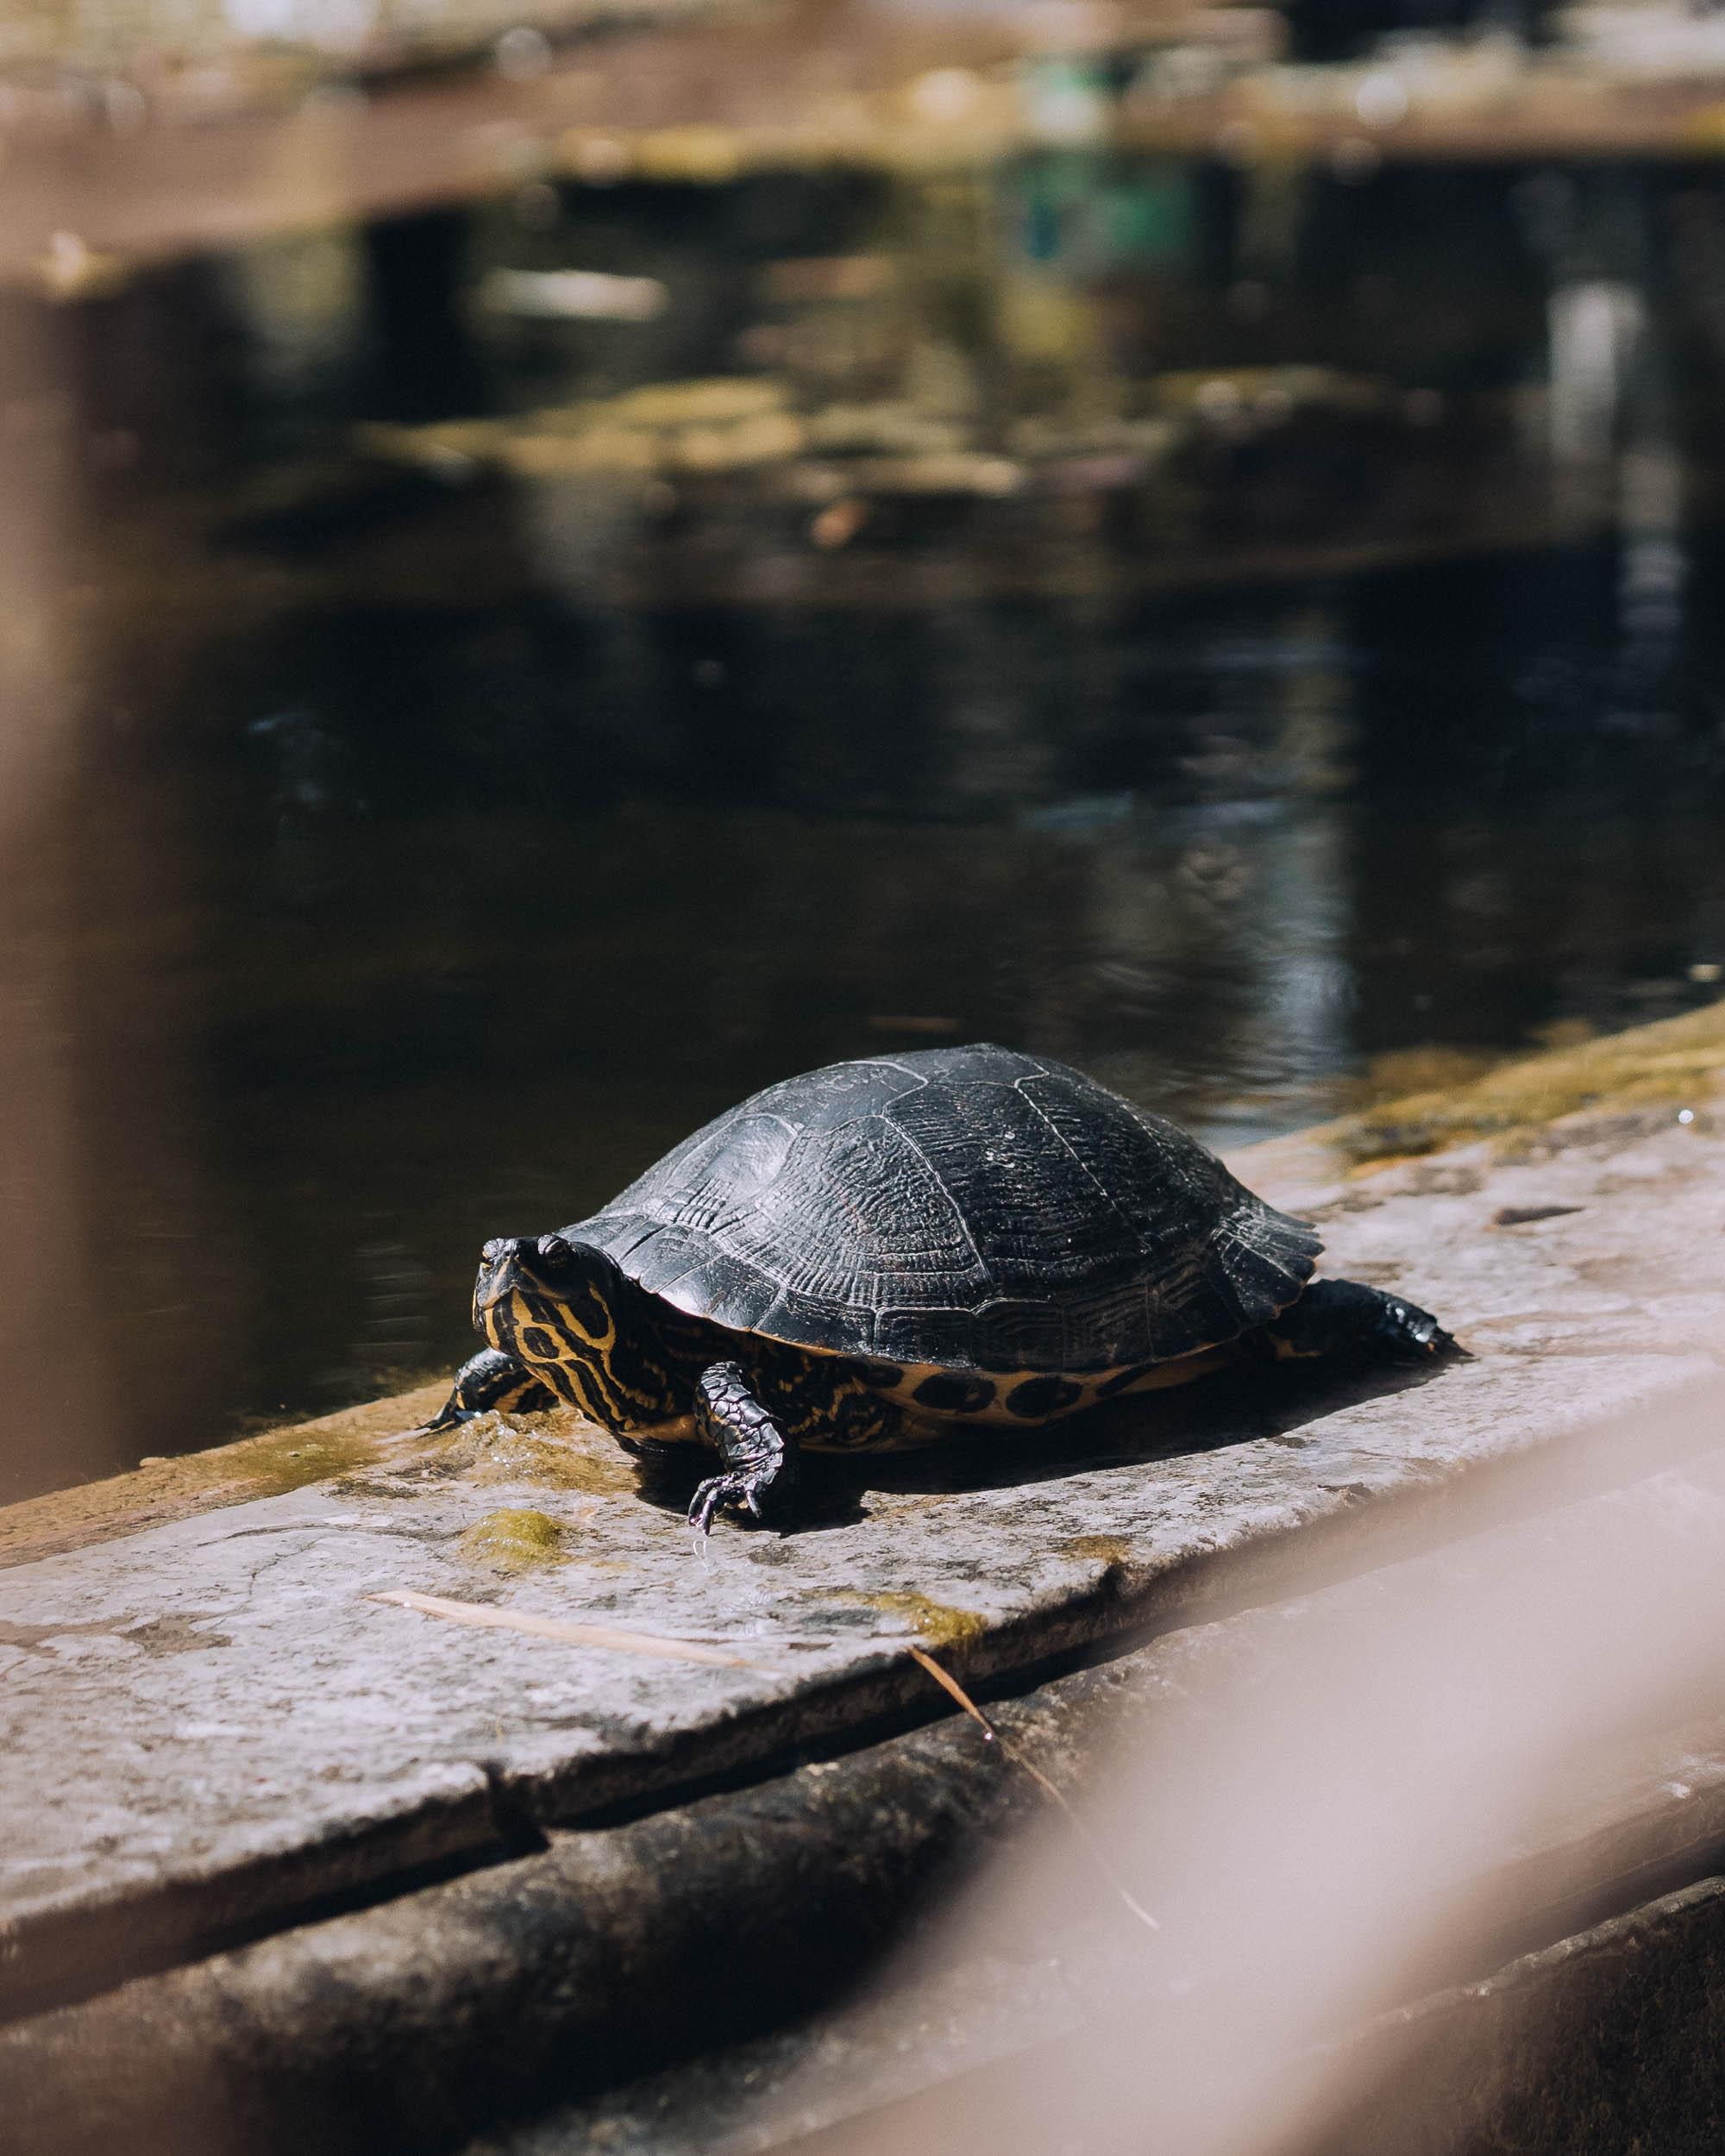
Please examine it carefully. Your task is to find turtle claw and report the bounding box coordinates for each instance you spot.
[687,1470,763,1537]
[418,1400,474,1437]
[688,1476,724,1536]
[423,1349,557,1436]
[687,1362,797,1545]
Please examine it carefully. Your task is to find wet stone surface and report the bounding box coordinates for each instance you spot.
[1,1090,1722,2012]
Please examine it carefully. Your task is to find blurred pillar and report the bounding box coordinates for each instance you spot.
[0,287,241,1501]
[0,295,122,1499]
[359,207,488,421]
[55,255,249,489]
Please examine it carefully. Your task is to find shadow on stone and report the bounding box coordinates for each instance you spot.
[625,1356,1465,1530]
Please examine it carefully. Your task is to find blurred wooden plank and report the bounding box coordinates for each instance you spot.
[0,0,1018,282]
[5,0,1725,291]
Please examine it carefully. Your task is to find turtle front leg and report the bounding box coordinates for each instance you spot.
[689,1361,799,1533]
[1261,1277,1459,1365]
[422,1347,557,1432]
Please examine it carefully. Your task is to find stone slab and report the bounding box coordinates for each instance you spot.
[2,1065,1722,2017]
[5,1441,1725,2156]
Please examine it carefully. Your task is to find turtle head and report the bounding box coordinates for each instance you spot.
[470,1233,688,1436]
[472,1232,625,1360]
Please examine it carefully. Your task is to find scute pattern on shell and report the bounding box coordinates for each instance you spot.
[568,1044,1323,1372]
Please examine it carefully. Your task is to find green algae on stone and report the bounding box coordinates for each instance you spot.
[1341,1044,1505,1112]
[0,1382,457,1571]
[853,1589,987,1651]
[459,1508,568,1572]
[432,1411,637,1496]
[1061,1534,1134,1568]
[1336,999,1725,1165]
[238,1432,376,1494]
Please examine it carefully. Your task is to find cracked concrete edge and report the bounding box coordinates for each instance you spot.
[6,1463,1725,2156]
[6,1360,1721,2034]
[4,996,1722,1575]
[0,1670,1060,2154]
[0,1762,511,2027]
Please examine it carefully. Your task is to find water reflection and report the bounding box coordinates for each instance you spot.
[5,147,1725,1497]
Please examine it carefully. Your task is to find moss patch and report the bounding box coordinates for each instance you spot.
[1061,1534,1134,1568]
[0,1387,635,1571]
[458,1508,568,1572]
[430,1411,637,1496]
[235,1430,374,1493]
[851,1589,988,1651]
[0,1381,451,1571]
[1340,1044,1504,1112]
[1335,999,1725,1165]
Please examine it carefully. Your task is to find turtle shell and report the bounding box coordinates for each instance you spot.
[568,1044,1321,1374]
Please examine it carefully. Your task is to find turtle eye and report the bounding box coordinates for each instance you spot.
[536,1233,574,1269]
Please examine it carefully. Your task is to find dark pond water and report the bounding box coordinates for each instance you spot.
[10,154,1725,1499]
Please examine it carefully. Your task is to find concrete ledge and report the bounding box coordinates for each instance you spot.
[4,1439,1724,2156]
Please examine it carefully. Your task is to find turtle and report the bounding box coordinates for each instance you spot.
[425,1044,1457,1532]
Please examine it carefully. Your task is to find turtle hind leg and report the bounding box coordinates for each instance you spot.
[1261,1278,1461,1366]
[422,1347,557,1432]
[689,1361,800,1534]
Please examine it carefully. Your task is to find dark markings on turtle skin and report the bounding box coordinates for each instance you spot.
[421,1045,1460,1532]
[912,1372,998,1415]
[856,1360,909,1391]
[1004,1375,1083,1420]
[1094,1362,1158,1399]
[481,1264,699,1435]
[463,1238,912,1455]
